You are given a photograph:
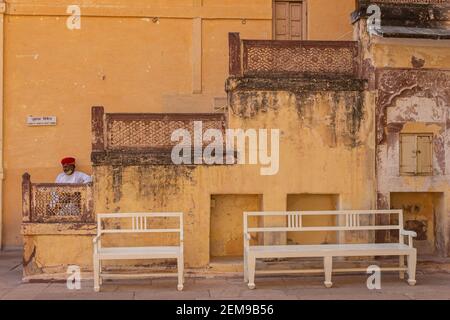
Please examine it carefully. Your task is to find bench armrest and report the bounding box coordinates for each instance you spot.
[400,230,417,248]
[93,235,101,244]
[401,230,417,238]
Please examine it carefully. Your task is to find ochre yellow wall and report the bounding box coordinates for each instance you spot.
[371,43,450,69]
[307,0,355,40]
[287,194,339,245]
[21,84,376,274]
[85,88,376,269]
[23,235,94,275]
[355,19,450,70]
[3,0,357,248]
[210,194,261,258]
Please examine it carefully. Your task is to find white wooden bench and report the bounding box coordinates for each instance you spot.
[244,210,417,289]
[93,212,184,292]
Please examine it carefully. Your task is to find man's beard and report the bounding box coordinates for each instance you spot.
[64,169,75,175]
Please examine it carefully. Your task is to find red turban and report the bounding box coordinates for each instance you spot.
[61,157,76,165]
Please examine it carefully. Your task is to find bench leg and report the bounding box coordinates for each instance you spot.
[324,256,333,288]
[93,256,100,292]
[99,260,103,285]
[177,255,184,291]
[244,250,248,283]
[248,255,256,290]
[407,251,417,286]
[399,255,405,280]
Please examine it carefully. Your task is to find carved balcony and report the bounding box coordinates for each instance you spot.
[22,173,94,223]
[91,106,227,166]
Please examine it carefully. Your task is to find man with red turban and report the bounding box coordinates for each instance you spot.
[55,157,92,184]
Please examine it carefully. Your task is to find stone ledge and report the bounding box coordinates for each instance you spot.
[92,150,238,167]
[226,77,366,93]
[352,2,449,28]
[21,223,97,236]
[92,149,175,166]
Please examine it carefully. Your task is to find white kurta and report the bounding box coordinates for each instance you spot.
[55,171,92,184]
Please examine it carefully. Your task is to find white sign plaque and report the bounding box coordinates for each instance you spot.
[27,116,57,126]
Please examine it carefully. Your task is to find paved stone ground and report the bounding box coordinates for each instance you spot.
[1,250,450,300]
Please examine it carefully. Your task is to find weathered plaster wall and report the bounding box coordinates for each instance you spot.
[3,1,271,248]
[286,194,339,245]
[5,0,356,248]
[21,78,376,274]
[21,223,96,277]
[391,192,444,255]
[83,80,376,270]
[376,83,450,257]
[353,17,450,257]
[371,42,450,70]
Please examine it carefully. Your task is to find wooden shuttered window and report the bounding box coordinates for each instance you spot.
[417,135,433,174]
[274,2,289,40]
[400,134,433,176]
[289,2,303,40]
[274,1,305,40]
[400,134,416,175]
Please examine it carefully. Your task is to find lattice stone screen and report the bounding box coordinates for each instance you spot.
[105,114,227,150]
[228,33,361,78]
[236,38,359,78]
[22,173,94,223]
[368,0,447,3]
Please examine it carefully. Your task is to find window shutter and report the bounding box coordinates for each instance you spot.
[275,2,289,40]
[289,3,303,40]
[400,135,417,175]
[417,135,433,174]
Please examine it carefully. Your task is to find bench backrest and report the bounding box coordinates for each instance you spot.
[244,210,404,244]
[97,212,183,243]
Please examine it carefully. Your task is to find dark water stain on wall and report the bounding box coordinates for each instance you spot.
[231,91,280,118]
[230,86,366,149]
[294,91,365,148]
[136,165,197,207]
[338,91,365,148]
[112,166,123,203]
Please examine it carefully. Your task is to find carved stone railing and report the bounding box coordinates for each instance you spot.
[365,0,447,4]
[92,106,227,152]
[229,33,360,78]
[22,173,94,223]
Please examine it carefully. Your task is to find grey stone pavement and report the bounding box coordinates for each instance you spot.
[1,250,450,300]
